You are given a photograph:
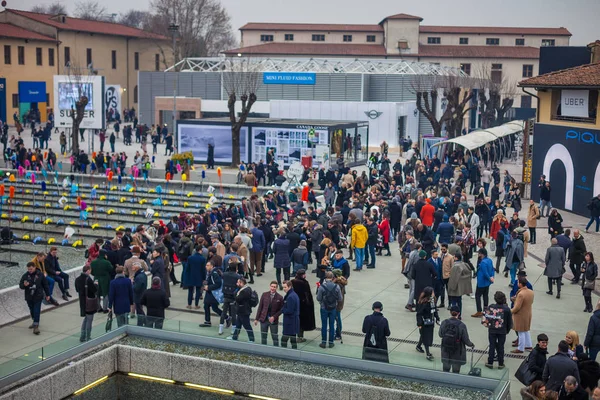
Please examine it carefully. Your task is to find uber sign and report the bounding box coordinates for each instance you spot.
[561,90,589,118]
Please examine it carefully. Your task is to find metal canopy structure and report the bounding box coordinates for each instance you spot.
[165,57,468,77]
[431,120,525,151]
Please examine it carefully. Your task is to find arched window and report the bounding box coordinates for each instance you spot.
[133,85,138,104]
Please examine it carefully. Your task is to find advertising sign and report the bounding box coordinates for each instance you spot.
[105,85,121,116]
[251,125,328,167]
[18,81,46,103]
[561,90,589,118]
[531,123,600,216]
[263,72,316,85]
[178,124,248,164]
[53,75,105,129]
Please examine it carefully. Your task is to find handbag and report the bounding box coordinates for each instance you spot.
[84,279,99,313]
[105,311,113,332]
[584,279,595,290]
[490,240,496,253]
[514,354,536,385]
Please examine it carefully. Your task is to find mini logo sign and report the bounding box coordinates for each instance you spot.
[365,110,383,119]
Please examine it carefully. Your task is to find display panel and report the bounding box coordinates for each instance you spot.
[178,124,248,164]
[58,83,94,111]
[53,75,105,129]
[251,126,328,167]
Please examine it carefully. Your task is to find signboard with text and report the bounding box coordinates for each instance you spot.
[18,81,46,103]
[54,75,105,130]
[263,72,316,85]
[561,90,589,118]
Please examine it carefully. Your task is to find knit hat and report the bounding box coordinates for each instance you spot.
[332,269,343,278]
[419,250,427,258]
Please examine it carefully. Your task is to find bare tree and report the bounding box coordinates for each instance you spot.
[148,0,236,59]
[118,10,151,29]
[441,75,476,138]
[31,2,67,15]
[73,0,109,21]
[411,76,453,138]
[64,65,95,154]
[222,58,261,166]
[476,64,518,128]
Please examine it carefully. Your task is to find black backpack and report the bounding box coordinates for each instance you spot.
[322,283,338,311]
[441,320,461,351]
[249,290,259,307]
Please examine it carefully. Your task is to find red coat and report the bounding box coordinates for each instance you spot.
[301,186,309,202]
[490,216,507,240]
[420,203,435,227]
[378,219,390,244]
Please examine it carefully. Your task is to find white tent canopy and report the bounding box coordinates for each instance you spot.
[431,120,525,151]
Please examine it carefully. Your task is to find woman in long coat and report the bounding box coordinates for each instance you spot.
[291,269,316,342]
[90,250,113,312]
[527,200,540,244]
[281,281,300,349]
[75,268,97,342]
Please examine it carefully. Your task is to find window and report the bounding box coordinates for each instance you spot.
[520,95,532,109]
[343,35,352,42]
[515,38,525,46]
[64,46,70,66]
[155,54,160,71]
[459,37,469,45]
[427,37,441,44]
[284,34,294,41]
[12,94,18,108]
[486,38,500,45]
[522,64,534,78]
[111,50,117,69]
[86,48,92,66]
[18,46,24,65]
[542,39,555,47]
[491,63,502,84]
[36,48,42,65]
[551,89,598,123]
[48,48,54,66]
[133,85,138,104]
[46,93,49,104]
[366,35,376,43]
[134,52,139,70]
[460,63,471,76]
[312,34,325,42]
[397,40,409,49]
[260,34,273,42]
[3,45,10,65]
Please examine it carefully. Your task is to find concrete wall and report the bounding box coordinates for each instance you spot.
[383,19,421,55]
[417,33,570,47]
[242,31,383,47]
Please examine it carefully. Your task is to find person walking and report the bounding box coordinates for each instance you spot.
[291,269,316,342]
[582,252,598,313]
[362,301,391,363]
[365,217,379,268]
[505,231,525,285]
[540,182,552,217]
[570,230,587,285]
[281,280,300,348]
[219,260,240,335]
[184,246,206,310]
[230,277,255,342]
[316,271,343,349]
[584,300,600,360]
[447,253,472,317]
[75,265,98,342]
[19,262,51,335]
[472,248,495,317]
[482,291,512,369]
[544,238,566,299]
[511,277,535,354]
[542,341,581,392]
[586,194,600,233]
[108,266,134,327]
[416,287,439,361]
[199,261,223,328]
[439,305,475,373]
[140,277,170,329]
[254,281,284,346]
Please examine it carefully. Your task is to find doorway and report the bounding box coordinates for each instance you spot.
[397,116,407,147]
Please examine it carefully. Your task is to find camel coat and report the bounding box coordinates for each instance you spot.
[511,287,534,332]
[527,204,540,228]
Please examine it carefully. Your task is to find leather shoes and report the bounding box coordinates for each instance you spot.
[511,349,524,354]
[471,312,483,318]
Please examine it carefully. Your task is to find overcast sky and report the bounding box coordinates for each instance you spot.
[14,0,600,46]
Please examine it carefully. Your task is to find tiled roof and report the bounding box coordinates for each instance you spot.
[519,63,600,88]
[0,22,57,41]
[380,13,423,23]
[240,22,382,33]
[223,42,387,56]
[6,9,169,40]
[419,25,572,36]
[414,45,540,59]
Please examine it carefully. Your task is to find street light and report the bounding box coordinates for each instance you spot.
[169,23,179,153]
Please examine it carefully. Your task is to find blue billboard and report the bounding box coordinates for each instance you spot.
[18,81,46,103]
[263,72,316,85]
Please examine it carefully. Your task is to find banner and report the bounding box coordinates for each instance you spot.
[178,124,248,164]
[422,136,445,159]
[18,81,46,103]
[561,90,589,118]
[54,75,105,130]
[105,85,121,116]
[531,123,600,216]
[263,72,316,85]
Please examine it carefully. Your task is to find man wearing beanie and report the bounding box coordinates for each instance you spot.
[411,250,437,303]
[362,301,390,363]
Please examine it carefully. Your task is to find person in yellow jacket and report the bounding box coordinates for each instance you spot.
[350,222,368,271]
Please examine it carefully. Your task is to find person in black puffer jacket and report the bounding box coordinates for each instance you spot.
[231,277,255,342]
[219,260,241,336]
[527,333,549,382]
[140,277,170,329]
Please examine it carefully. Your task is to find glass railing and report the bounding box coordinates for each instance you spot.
[0,314,509,398]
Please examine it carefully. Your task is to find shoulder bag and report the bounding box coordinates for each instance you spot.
[84,279,99,313]
[514,353,535,385]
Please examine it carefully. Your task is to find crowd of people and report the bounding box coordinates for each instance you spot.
[12,132,600,399]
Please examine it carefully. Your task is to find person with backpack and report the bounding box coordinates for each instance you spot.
[439,305,475,373]
[229,277,256,343]
[482,291,512,369]
[316,271,343,349]
[362,301,391,363]
[220,259,241,335]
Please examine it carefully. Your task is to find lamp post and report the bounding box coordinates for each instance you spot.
[168,23,179,153]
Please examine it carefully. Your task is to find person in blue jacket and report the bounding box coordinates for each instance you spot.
[184,246,207,309]
[108,265,134,327]
[428,250,445,308]
[436,214,455,245]
[281,280,300,349]
[472,248,495,318]
[250,224,266,277]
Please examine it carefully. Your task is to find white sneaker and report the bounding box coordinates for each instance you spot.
[470,294,475,299]
[218,324,224,335]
